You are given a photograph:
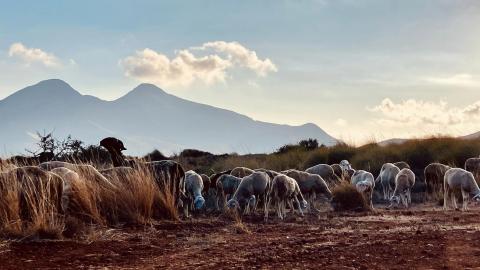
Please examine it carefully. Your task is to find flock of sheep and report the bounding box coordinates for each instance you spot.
[1,136,480,225]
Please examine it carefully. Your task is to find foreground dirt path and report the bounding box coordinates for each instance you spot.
[1,206,480,269]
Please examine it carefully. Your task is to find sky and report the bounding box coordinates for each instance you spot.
[0,0,479,145]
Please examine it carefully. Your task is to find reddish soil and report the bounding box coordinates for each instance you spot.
[2,205,480,269]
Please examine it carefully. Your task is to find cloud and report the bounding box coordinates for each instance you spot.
[8,42,61,67]
[335,118,348,126]
[423,73,480,87]
[120,41,277,87]
[369,98,480,127]
[197,41,278,76]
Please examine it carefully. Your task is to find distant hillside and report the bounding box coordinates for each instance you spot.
[0,79,337,156]
[377,131,480,147]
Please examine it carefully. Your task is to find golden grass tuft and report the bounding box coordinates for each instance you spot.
[0,160,180,240]
[331,181,369,212]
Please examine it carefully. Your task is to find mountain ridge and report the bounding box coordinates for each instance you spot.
[0,79,337,156]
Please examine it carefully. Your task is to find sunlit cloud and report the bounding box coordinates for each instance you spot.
[120,41,277,87]
[8,42,61,68]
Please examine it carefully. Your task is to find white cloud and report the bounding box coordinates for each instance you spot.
[369,98,480,127]
[8,42,61,68]
[197,41,278,76]
[120,41,277,87]
[423,73,480,87]
[335,118,348,126]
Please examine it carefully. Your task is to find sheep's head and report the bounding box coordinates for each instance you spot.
[356,182,371,193]
[300,199,308,209]
[227,199,240,210]
[194,195,205,210]
[340,160,353,171]
[247,195,256,208]
[390,195,401,206]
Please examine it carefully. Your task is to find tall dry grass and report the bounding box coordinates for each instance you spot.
[0,160,179,240]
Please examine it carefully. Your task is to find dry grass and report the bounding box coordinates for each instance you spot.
[331,182,369,212]
[0,160,179,240]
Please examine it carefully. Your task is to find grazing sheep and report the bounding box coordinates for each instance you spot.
[305,164,340,186]
[227,171,271,214]
[393,161,411,170]
[184,170,205,217]
[339,160,353,171]
[443,168,480,211]
[230,167,254,178]
[376,163,400,200]
[50,167,80,214]
[424,163,451,196]
[216,174,243,210]
[264,174,308,221]
[390,168,415,208]
[254,168,280,179]
[209,169,232,192]
[465,157,480,180]
[282,169,332,212]
[331,164,343,179]
[39,161,117,190]
[351,170,375,209]
[200,174,211,193]
[100,137,186,209]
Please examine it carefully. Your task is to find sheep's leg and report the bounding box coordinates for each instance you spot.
[383,184,388,200]
[369,190,374,210]
[264,198,271,221]
[295,196,304,217]
[462,190,469,211]
[277,200,283,219]
[281,200,287,220]
[451,192,458,210]
[443,188,450,211]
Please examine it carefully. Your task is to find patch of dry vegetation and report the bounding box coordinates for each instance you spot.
[0,160,178,240]
[331,181,369,212]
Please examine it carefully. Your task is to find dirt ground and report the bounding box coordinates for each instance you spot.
[2,204,480,269]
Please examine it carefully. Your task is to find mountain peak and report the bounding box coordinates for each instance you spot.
[2,79,81,103]
[117,83,168,102]
[36,79,72,88]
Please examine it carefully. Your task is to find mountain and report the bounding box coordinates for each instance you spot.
[0,79,336,156]
[377,131,480,147]
[461,131,480,140]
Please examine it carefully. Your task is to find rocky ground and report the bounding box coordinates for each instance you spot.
[1,205,480,269]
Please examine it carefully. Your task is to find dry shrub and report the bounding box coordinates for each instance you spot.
[0,167,65,240]
[331,182,369,212]
[0,160,181,240]
[222,208,251,234]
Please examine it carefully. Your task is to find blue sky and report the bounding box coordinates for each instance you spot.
[1,0,479,143]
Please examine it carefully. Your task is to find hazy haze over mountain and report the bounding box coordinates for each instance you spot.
[0,79,336,156]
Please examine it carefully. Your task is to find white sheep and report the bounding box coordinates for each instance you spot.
[264,174,307,221]
[230,167,254,178]
[351,170,375,209]
[50,167,80,214]
[465,157,480,180]
[215,174,243,210]
[227,171,270,215]
[282,169,331,212]
[184,170,205,217]
[376,163,400,200]
[443,168,480,211]
[390,168,415,208]
[424,163,451,197]
[305,164,340,186]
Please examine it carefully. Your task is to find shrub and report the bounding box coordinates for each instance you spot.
[331,182,369,212]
